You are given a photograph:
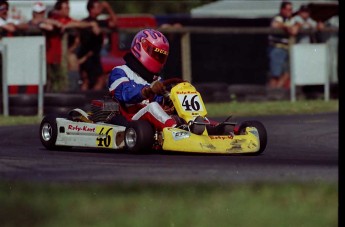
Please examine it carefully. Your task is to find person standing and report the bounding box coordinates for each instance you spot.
[290,4,325,98]
[78,0,117,91]
[67,31,93,91]
[27,2,62,32]
[45,0,100,92]
[291,4,324,44]
[0,0,16,34]
[267,1,296,89]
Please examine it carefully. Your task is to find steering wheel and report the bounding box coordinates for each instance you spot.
[161,77,185,115]
[162,77,186,91]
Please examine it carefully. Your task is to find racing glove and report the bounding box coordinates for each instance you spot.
[141,81,165,99]
[141,86,154,99]
[150,80,165,95]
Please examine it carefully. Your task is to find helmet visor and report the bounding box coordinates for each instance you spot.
[141,39,169,64]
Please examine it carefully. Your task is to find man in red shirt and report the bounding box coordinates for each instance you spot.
[45,0,100,92]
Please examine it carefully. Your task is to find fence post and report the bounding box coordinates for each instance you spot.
[38,43,44,117]
[181,32,192,82]
[289,36,296,102]
[1,44,9,116]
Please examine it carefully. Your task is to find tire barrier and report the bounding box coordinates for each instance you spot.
[228,84,268,102]
[0,93,87,116]
[194,83,230,103]
[44,93,87,116]
[5,94,38,115]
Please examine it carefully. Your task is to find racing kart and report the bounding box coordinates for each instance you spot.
[40,80,267,155]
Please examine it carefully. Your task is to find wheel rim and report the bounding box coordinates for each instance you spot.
[125,128,137,149]
[41,122,52,141]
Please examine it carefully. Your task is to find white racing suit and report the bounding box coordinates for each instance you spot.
[108,65,176,130]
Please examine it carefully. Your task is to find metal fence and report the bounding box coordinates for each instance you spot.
[0,26,339,116]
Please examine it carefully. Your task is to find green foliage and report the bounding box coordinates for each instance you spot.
[108,0,215,14]
[0,116,41,126]
[0,182,338,227]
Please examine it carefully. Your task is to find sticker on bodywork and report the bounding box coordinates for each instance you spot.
[178,94,204,112]
[96,126,114,148]
[168,128,191,141]
[249,128,259,138]
[68,124,95,133]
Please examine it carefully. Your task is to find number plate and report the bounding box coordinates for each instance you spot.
[178,94,204,112]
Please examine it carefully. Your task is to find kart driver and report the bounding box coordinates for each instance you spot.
[108,29,177,130]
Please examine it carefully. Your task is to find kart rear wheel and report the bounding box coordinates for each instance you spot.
[124,120,154,153]
[236,120,267,155]
[40,114,58,150]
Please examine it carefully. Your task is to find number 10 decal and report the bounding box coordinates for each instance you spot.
[179,94,204,111]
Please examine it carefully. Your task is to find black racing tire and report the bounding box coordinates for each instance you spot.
[206,124,235,136]
[40,114,59,150]
[124,120,154,153]
[44,93,86,107]
[9,106,38,116]
[190,116,206,135]
[9,94,38,107]
[228,84,266,96]
[194,83,230,103]
[44,106,71,117]
[222,124,235,135]
[236,120,267,155]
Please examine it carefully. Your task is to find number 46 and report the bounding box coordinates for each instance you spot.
[182,95,201,111]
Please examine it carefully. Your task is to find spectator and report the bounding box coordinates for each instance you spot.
[267,1,296,89]
[27,2,62,32]
[325,15,338,84]
[291,4,324,44]
[45,0,100,92]
[78,0,117,91]
[67,31,93,91]
[0,0,16,34]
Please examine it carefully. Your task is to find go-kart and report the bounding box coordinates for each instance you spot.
[40,80,267,155]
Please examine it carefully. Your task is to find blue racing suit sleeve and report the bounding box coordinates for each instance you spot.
[108,68,147,104]
[115,83,147,104]
[153,95,163,104]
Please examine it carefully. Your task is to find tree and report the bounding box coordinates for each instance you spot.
[108,0,215,14]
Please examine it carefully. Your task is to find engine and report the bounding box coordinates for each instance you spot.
[89,99,119,123]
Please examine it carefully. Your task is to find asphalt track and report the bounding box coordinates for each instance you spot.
[0,112,338,183]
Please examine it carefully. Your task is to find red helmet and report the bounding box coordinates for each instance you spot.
[131,29,169,74]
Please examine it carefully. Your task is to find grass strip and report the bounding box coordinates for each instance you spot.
[205,99,338,117]
[0,182,338,227]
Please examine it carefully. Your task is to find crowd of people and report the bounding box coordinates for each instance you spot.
[0,0,336,94]
[0,0,117,92]
[267,1,325,90]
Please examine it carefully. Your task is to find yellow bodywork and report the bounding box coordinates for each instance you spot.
[170,82,207,123]
[162,127,260,154]
[163,82,262,154]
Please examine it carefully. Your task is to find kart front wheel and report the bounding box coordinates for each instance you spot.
[235,120,267,155]
[40,115,58,150]
[124,120,154,153]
